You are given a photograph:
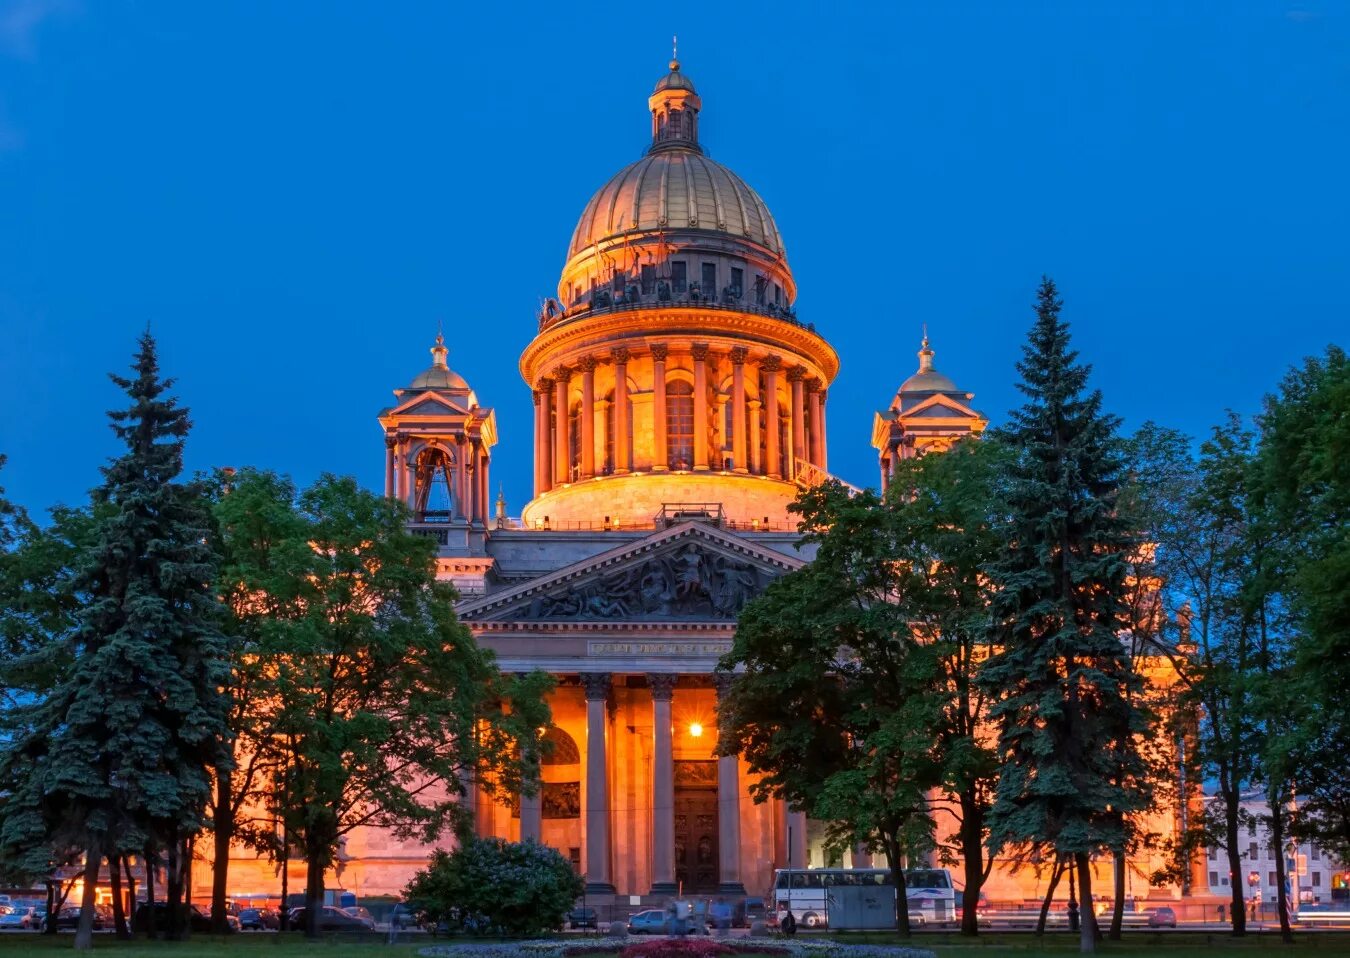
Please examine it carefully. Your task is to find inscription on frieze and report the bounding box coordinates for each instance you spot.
[523,544,772,620]
[587,641,733,657]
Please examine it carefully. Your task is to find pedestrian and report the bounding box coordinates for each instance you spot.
[780,908,796,937]
[1067,897,1080,932]
[1217,903,1225,924]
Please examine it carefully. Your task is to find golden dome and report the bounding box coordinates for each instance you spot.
[408,333,473,395]
[654,58,696,93]
[567,151,785,260]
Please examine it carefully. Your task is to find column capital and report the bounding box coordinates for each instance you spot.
[385,434,397,449]
[650,343,669,363]
[787,364,808,382]
[807,376,823,393]
[713,673,736,700]
[580,672,612,700]
[761,354,782,373]
[648,674,678,701]
[552,365,572,382]
[579,355,599,373]
[729,345,749,365]
[537,376,555,392]
[532,391,542,406]
[611,346,631,364]
[691,342,710,362]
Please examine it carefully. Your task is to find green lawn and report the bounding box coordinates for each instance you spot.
[1,933,1348,958]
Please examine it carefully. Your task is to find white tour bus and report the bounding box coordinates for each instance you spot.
[772,867,955,928]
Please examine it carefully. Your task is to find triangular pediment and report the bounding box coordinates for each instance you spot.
[390,392,473,418]
[458,522,805,623]
[898,392,981,421]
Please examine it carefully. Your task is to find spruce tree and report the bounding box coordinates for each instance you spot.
[0,333,230,949]
[981,279,1147,954]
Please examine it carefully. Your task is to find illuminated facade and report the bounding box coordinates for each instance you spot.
[205,59,1219,916]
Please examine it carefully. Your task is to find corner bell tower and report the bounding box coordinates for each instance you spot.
[379,333,498,565]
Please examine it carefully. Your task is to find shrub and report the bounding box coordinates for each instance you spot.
[404,838,584,937]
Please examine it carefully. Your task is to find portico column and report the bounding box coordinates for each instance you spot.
[581,673,615,893]
[715,676,747,894]
[788,808,808,870]
[651,345,669,472]
[537,380,554,494]
[384,436,396,497]
[612,348,631,474]
[532,391,545,495]
[692,343,710,471]
[788,366,807,478]
[807,378,824,467]
[553,368,571,485]
[748,400,762,475]
[458,766,480,839]
[730,347,748,473]
[762,356,782,479]
[402,447,416,510]
[649,674,678,894]
[454,436,468,520]
[579,356,597,479]
[852,844,872,868]
[468,442,481,525]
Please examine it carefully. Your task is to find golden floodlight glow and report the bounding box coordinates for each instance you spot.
[689,722,703,738]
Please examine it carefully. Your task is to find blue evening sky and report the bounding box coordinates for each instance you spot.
[1,2,1346,519]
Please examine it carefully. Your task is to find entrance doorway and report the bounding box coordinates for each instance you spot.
[674,761,718,893]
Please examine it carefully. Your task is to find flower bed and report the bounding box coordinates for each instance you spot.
[421,937,933,958]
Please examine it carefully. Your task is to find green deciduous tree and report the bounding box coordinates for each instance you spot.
[404,838,583,936]
[718,479,948,936]
[980,279,1147,954]
[218,472,549,939]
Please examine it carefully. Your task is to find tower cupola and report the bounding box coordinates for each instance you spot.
[649,59,702,153]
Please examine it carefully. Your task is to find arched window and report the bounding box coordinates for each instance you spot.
[412,446,456,520]
[667,381,695,470]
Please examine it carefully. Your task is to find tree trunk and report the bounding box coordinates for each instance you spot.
[1036,857,1065,935]
[166,828,183,941]
[1075,853,1099,954]
[144,844,157,939]
[109,850,129,939]
[211,771,233,933]
[958,799,984,936]
[43,881,57,936]
[122,855,138,937]
[1271,792,1293,944]
[73,845,101,951]
[884,838,911,937]
[1224,802,1246,936]
[305,845,326,940]
[1109,847,1125,940]
[182,833,194,939]
[279,840,290,931]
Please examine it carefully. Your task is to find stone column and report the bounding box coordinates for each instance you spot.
[579,356,597,479]
[788,365,807,478]
[852,844,873,868]
[468,441,481,525]
[818,389,829,470]
[532,391,545,496]
[403,447,416,510]
[649,674,678,894]
[762,356,782,479]
[553,368,571,485]
[458,766,479,840]
[748,400,762,475]
[384,436,396,497]
[692,343,710,471]
[612,347,631,474]
[537,379,554,495]
[788,808,808,870]
[651,345,669,472]
[730,347,748,473]
[714,676,747,894]
[477,449,489,526]
[581,672,614,893]
[807,378,824,467]
[454,436,468,520]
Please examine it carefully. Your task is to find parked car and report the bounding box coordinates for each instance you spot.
[1147,906,1178,928]
[568,907,598,930]
[0,907,38,930]
[237,907,280,930]
[741,897,766,928]
[43,907,105,932]
[289,906,374,932]
[343,906,376,927]
[628,909,668,935]
[131,901,227,935]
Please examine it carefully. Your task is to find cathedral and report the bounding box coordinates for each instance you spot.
[217,59,1207,913]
